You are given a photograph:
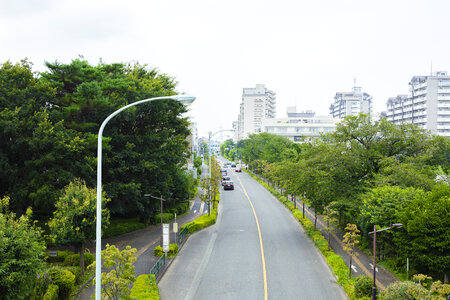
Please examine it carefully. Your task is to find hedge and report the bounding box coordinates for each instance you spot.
[43,284,59,300]
[63,252,94,269]
[47,267,75,300]
[244,169,362,300]
[153,244,179,258]
[130,274,160,299]
[44,250,73,263]
[180,193,219,234]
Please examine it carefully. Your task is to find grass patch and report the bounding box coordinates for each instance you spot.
[130,274,159,299]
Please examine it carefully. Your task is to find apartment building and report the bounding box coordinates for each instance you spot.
[237,84,276,140]
[385,71,450,137]
[329,86,372,118]
[261,107,338,142]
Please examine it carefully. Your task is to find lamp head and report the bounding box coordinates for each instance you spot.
[172,95,196,105]
[391,223,403,228]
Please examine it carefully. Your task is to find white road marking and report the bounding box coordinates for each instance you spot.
[351,265,358,273]
[369,264,378,272]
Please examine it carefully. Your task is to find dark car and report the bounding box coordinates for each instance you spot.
[223,181,234,190]
[231,163,236,168]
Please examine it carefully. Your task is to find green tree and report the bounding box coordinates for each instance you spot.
[399,184,450,281]
[0,196,46,299]
[343,223,360,279]
[48,179,110,275]
[90,244,137,300]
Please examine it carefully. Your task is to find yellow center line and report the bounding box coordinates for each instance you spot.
[236,174,268,300]
[294,199,386,290]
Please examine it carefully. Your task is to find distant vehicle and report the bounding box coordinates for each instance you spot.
[222,176,230,185]
[231,163,236,168]
[235,167,241,172]
[221,169,227,175]
[223,181,234,190]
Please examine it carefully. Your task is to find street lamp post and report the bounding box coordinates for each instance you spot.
[95,95,195,299]
[369,223,403,300]
[144,194,166,247]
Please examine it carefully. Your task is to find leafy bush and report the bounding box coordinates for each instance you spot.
[47,267,75,300]
[44,250,73,263]
[43,284,59,300]
[31,270,53,300]
[154,246,163,257]
[379,281,424,300]
[168,244,178,258]
[103,217,147,238]
[130,274,160,299]
[354,276,373,298]
[63,252,94,268]
[64,266,82,284]
[152,213,174,224]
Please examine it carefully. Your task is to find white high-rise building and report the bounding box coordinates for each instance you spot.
[385,71,450,137]
[262,107,338,142]
[329,86,372,118]
[237,84,276,140]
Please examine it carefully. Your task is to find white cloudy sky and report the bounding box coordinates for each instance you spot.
[1,0,450,138]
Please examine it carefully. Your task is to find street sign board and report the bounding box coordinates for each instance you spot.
[163,223,170,252]
[173,222,178,233]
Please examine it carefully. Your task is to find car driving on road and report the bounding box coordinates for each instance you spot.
[223,181,234,190]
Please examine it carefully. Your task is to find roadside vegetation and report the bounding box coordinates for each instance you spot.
[0,58,196,299]
[224,114,449,295]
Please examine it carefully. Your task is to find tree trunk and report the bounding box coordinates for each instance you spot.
[444,273,448,283]
[314,211,317,229]
[348,254,352,279]
[79,243,85,276]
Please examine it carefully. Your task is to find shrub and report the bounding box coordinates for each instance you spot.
[130,274,160,299]
[31,270,53,300]
[47,267,75,300]
[64,266,82,284]
[168,244,178,258]
[354,276,373,298]
[44,250,73,263]
[43,284,59,300]
[63,252,94,268]
[154,246,163,257]
[379,281,424,300]
[152,213,174,224]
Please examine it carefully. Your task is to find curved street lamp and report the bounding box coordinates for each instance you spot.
[95,95,195,299]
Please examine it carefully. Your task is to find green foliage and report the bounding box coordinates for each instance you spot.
[379,281,424,300]
[47,267,76,300]
[43,284,59,300]
[152,212,174,224]
[130,274,160,300]
[103,217,147,238]
[0,196,46,300]
[153,246,163,257]
[63,252,94,269]
[90,244,137,300]
[64,266,82,284]
[48,179,109,274]
[44,250,73,263]
[31,270,53,300]
[168,243,179,258]
[354,276,373,298]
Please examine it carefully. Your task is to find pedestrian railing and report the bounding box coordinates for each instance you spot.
[178,225,188,244]
[149,254,165,279]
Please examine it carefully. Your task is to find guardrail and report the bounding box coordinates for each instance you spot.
[149,254,165,279]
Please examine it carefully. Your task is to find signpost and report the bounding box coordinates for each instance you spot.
[163,224,170,253]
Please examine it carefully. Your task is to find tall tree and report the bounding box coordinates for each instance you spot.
[48,179,110,275]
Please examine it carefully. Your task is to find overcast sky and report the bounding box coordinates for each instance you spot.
[1,0,450,138]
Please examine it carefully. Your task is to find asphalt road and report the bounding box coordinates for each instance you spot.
[159,164,347,300]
